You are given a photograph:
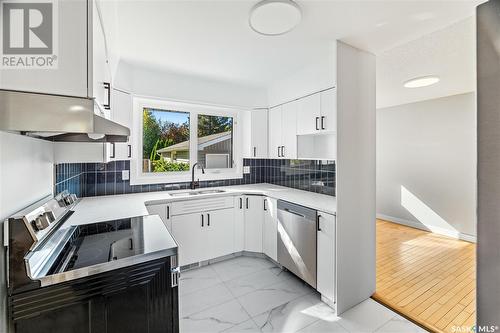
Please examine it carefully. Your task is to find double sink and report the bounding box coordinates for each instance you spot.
[169,189,226,197]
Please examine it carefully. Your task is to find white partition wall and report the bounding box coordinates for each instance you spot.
[335,41,376,314]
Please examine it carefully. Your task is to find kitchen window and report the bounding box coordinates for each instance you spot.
[131,98,242,185]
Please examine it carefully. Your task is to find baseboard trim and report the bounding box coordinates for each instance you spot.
[377,214,476,243]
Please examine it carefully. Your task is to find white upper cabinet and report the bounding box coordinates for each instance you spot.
[92,0,112,110]
[297,88,337,135]
[268,106,283,159]
[250,109,269,158]
[268,103,297,159]
[297,94,321,135]
[320,88,337,132]
[0,0,89,97]
[281,100,298,159]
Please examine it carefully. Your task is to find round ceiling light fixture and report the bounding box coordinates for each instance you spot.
[403,75,440,88]
[249,0,302,36]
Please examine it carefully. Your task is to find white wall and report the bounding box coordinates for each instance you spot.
[376,92,476,240]
[267,42,336,106]
[0,132,54,333]
[114,60,268,108]
[335,41,376,314]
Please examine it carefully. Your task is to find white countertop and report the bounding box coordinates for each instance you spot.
[68,183,337,226]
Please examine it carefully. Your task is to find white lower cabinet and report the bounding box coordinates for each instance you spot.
[317,212,336,302]
[171,207,234,266]
[262,197,278,261]
[206,208,235,259]
[243,195,264,252]
[234,196,245,252]
[172,212,206,266]
[145,203,171,232]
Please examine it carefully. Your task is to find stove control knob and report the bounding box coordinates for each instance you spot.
[45,211,56,223]
[34,214,50,230]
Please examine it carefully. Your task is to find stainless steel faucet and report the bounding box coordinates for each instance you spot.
[191,162,205,189]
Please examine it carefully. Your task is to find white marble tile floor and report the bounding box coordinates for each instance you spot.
[179,256,427,333]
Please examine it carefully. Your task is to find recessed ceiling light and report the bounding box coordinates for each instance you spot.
[249,0,302,36]
[403,76,440,88]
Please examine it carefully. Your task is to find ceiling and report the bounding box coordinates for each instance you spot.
[111,0,481,104]
[377,17,476,108]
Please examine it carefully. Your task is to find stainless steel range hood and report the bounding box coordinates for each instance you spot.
[0,90,130,142]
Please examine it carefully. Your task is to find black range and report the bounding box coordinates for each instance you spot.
[6,192,179,333]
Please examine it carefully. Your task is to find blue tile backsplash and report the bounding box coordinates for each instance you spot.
[55,159,335,198]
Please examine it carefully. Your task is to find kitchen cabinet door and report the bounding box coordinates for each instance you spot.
[268,106,283,159]
[234,196,245,252]
[206,208,235,259]
[297,93,321,135]
[171,213,206,266]
[317,212,336,302]
[146,203,171,232]
[320,88,337,132]
[244,196,264,252]
[104,88,133,161]
[0,0,89,97]
[251,109,269,158]
[262,198,278,261]
[92,0,112,109]
[281,100,298,159]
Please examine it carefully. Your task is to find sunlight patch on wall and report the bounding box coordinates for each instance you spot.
[400,185,459,238]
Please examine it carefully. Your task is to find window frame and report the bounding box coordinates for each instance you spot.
[131,97,242,185]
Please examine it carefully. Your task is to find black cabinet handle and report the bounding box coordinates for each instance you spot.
[315,117,319,130]
[264,199,267,211]
[253,147,256,157]
[110,143,115,159]
[103,82,111,110]
[277,146,281,158]
[321,116,325,130]
[282,146,285,157]
[167,205,170,219]
[239,197,242,209]
[246,197,249,209]
[317,214,322,231]
[207,213,210,226]
[201,214,204,227]
[128,144,131,158]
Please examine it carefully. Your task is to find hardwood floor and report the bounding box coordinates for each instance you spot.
[373,219,476,333]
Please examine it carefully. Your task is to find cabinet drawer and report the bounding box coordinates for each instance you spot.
[171,196,234,216]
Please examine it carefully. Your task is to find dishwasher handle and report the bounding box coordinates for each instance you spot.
[283,208,305,218]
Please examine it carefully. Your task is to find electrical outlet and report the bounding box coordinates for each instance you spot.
[243,166,251,174]
[122,170,130,181]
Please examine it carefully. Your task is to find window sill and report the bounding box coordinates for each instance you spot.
[130,170,243,186]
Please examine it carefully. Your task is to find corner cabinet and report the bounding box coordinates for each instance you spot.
[317,211,336,303]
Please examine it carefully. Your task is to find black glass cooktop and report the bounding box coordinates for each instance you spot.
[44,215,177,275]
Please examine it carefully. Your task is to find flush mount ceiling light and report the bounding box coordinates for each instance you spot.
[403,76,440,88]
[249,0,302,36]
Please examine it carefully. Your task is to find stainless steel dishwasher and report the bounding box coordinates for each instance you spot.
[277,200,317,288]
